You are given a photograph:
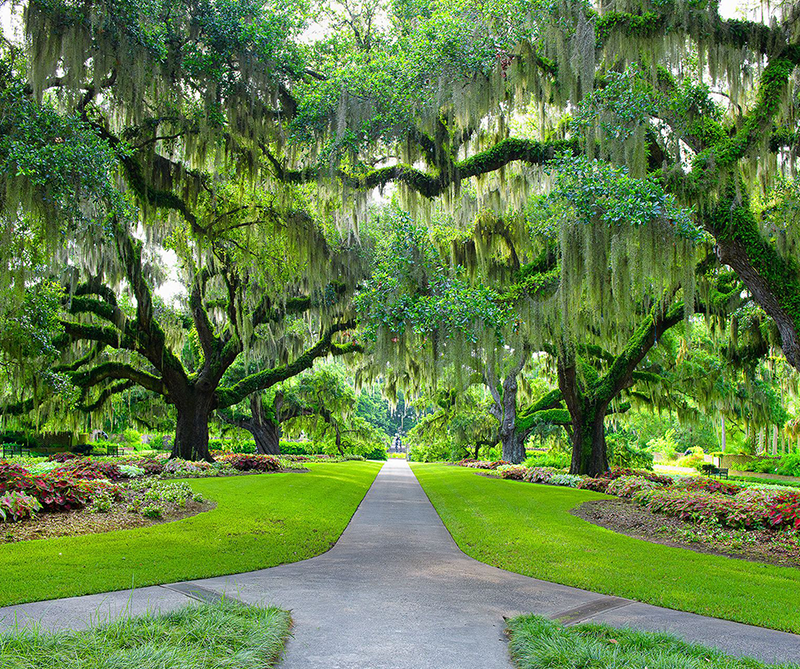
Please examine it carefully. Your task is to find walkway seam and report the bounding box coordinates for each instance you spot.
[550,596,633,626]
[159,583,240,605]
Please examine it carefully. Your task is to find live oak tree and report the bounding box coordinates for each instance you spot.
[0,0,370,459]
[218,365,360,455]
[263,0,800,377]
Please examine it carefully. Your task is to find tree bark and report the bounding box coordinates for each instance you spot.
[248,419,282,455]
[568,404,609,477]
[501,431,526,464]
[172,392,215,461]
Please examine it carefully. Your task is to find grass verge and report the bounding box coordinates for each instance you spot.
[411,463,800,632]
[0,599,291,669]
[507,614,799,669]
[0,461,381,606]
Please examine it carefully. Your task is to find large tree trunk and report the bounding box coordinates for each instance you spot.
[172,393,215,462]
[248,419,281,455]
[501,431,526,464]
[568,404,609,477]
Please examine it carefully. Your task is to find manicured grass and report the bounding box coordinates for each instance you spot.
[0,461,381,606]
[507,614,799,669]
[411,463,800,633]
[1,600,291,669]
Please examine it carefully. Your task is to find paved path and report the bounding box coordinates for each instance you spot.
[2,459,800,667]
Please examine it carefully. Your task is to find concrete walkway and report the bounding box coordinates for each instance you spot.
[2,459,800,667]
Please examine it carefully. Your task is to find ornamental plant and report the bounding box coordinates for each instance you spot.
[498,465,528,480]
[0,491,42,522]
[47,452,80,463]
[523,467,556,484]
[218,454,281,472]
[549,473,584,488]
[606,475,660,498]
[766,492,800,530]
[577,477,610,493]
[602,468,673,485]
[673,476,741,496]
[634,489,769,529]
[53,459,123,481]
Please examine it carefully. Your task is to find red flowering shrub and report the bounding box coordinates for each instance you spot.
[766,492,800,530]
[48,452,80,463]
[457,458,476,466]
[635,489,768,529]
[498,465,528,480]
[606,476,660,498]
[523,467,556,484]
[577,477,610,493]
[0,462,29,481]
[0,469,92,511]
[218,454,281,472]
[602,468,672,485]
[0,491,42,522]
[674,476,741,496]
[53,459,123,481]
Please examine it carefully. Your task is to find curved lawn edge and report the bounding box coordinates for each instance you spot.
[0,461,382,607]
[410,462,800,633]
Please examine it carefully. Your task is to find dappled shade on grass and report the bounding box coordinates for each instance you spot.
[0,600,290,669]
[0,462,381,606]
[507,614,799,669]
[411,463,800,632]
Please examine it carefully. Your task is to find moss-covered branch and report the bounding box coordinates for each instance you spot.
[270,138,579,197]
[215,322,358,408]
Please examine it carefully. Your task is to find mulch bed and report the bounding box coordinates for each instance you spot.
[572,498,800,568]
[1,499,216,544]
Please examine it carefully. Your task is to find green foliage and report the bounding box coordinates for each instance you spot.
[523,451,569,469]
[507,614,796,669]
[605,427,653,469]
[777,454,800,478]
[0,600,291,669]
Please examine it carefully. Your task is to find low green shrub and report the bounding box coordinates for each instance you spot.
[507,613,797,669]
[548,473,583,488]
[0,600,291,669]
[606,432,654,469]
[523,451,570,469]
[777,453,800,477]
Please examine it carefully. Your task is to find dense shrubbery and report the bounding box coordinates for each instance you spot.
[523,467,557,484]
[577,477,610,493]
[604,468,673,485]
[673,476,741,495]
[218,454,281,472]
[523,451,570,469]
[0,491,41,521]
[497,465,527,480]
[635,487,800,530]
[606,430,654,469]
[606,475,661,498]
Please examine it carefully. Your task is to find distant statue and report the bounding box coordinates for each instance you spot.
[392,434,402,452]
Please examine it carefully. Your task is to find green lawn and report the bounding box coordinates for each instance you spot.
[411,463,800,633]
[1,600,291,669]
[0,461,381,606]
